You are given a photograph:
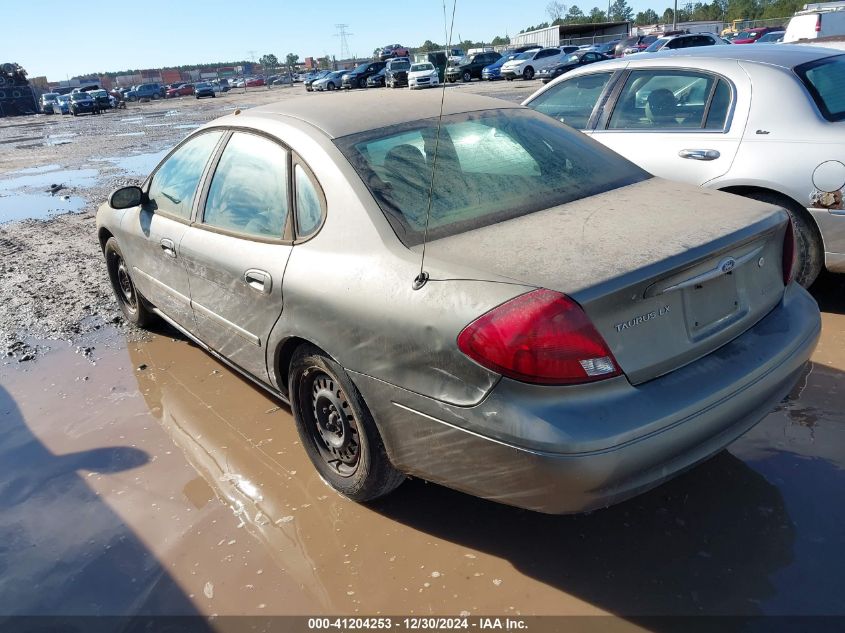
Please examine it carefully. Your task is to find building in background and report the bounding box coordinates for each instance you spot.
[512,21,631,48]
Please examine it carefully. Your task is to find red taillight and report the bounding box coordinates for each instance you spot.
[457,289,621,385]
[783,219,796,285]
[816,15,822,32]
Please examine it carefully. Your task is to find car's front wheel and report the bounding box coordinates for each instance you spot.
[289,346,405,502]
[462,70,472,82]
[523,67,535,80]
[104,237,155,327]
[327,82,335,91]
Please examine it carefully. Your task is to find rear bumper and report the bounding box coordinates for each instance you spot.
[351,284,820,514]
[807,206,845,273]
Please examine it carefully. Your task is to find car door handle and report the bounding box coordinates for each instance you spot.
[160,238,176,258]
[679,149,720,161]
[244,269,272,294]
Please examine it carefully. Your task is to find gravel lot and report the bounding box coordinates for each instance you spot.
[0,81,536,360]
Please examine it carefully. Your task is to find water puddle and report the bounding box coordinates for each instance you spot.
[96,149,168,176]
[0,167,99,193]
[0,193,86,223]
[8,164,62,175]
[173,124,201,130]
[115,132,146,137]
[119,116,144,123]
[45,133,78,146]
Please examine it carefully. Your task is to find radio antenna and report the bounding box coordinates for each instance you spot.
[413,0,457,291]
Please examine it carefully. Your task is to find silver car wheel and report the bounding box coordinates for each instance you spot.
[310,371,361,476]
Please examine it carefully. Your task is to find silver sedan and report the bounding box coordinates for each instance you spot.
[97,91,820,513]
[523,45,845,287]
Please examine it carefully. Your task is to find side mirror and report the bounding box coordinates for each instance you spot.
[109,186,144,209]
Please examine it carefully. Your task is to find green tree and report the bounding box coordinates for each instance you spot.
[259,53,278,70]
[418,39,442,52]
[285,53,300,69]
[588,6,608,21]
[609,0,634,21]
[635,7,659,23]
[565,5,586,22]
[491,35,511,45]
[661,7,674,22]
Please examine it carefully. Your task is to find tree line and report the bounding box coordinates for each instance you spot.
[521,0,803,31]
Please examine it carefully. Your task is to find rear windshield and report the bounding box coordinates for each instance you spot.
[335,109,649,246]
[796,54,845,122]
[389,60,410,70]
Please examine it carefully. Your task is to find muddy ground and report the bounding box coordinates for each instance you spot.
[1,80,844,622]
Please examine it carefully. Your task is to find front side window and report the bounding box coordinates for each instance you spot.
[203,133,289,238]
[608,70,722,129]
[796,54,845,122]
[526,72,614,129]
[148,131,224,220]
[336,108,648,246]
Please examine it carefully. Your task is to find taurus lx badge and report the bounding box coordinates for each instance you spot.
[615,305,671,332]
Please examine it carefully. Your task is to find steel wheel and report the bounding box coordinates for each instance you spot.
[306,371,361,477]
[104,237,154,328]
[116,255,137,311]
[290,346,405,501]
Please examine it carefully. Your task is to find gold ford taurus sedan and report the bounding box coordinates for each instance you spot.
[97,91,820,513]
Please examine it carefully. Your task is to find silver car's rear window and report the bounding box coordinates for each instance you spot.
[795,54,845,122]
[335,108,649,246]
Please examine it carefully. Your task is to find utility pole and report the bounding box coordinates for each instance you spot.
[673,0,677,29]
[334,24,352,62]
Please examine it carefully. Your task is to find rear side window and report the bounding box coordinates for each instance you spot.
[294,164,323,237]
[526,72,614,129]
[795,55,845,122]
[608,70,724,130]
[203,133,289,238]
[335,108,648,246]
[148,131,223,220]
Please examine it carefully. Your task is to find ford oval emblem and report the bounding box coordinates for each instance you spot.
[720,257,736,274]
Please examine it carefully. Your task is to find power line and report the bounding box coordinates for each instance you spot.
[334,24,353,61]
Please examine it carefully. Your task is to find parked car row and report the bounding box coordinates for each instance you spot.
[41,88,121,115]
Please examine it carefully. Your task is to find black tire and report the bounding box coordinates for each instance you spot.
[327,82,335,91]
[358,77,367,89]
[289,345,405,502]
[523,66,535,80]
[742,190,823,287]
[506,76,513,81]
[152,93,160,100]
[104,237,155,327]
[462,70,472,82]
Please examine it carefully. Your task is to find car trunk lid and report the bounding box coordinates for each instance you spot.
[420,178,789,385]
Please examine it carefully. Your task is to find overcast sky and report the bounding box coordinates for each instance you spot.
[9,0,668,80]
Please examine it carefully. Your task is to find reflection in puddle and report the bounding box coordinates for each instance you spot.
[0,193,86,222]
[9,164,62,175]
[121,328,845,616]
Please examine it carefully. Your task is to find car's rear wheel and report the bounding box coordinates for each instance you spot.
[523,67,535,80]
[742,190,824,287]
[289,346,405,502]
[462,70,472,82]
[104,237,155,327]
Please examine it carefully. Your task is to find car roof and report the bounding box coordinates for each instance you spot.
[244,91,523,139]
[615,43,841,68]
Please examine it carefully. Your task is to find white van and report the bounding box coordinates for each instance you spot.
[784,1,845,41]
